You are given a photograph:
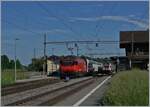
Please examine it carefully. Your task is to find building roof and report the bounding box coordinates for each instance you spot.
[47,55,60,61]
[120,30,149,48]
[120,30,149,43]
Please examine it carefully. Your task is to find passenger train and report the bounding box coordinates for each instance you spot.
[59,56,110,78]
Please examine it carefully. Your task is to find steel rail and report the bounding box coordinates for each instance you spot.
[5,77,93,106]
[2,78,60,96]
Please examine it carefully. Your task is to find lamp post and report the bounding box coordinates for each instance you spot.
[14,38,19,82]
[43,34,47,76]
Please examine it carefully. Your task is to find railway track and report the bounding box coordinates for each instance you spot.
[39,78,93,106]
[2,77,93,106]
[1,77,61,96]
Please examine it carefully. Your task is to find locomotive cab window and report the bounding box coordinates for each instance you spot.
[61,61,74,66]
[74,61,78,65]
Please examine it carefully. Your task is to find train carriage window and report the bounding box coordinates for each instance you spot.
[61,61,74,66]
[74,61,78,65]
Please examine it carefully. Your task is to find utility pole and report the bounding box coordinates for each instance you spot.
[34,48,36,59]
[43,34,47,76]
[70,48,73,55]
[52,48,54,55]
[130,32,134,69]
[77,46,79,56]
[14,38,19,82]
[75,43,79,56]
[131,32,134,56]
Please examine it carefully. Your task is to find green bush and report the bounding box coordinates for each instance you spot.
[102,69,149,106]
[1,70,15,87]
[1,70,29,87]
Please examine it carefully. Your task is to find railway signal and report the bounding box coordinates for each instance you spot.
[43,34,47,76]
[74,43,78,47]
[96,43,99,47]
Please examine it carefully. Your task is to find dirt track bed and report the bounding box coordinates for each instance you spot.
[1,77,61,96]
[2,77,92,106]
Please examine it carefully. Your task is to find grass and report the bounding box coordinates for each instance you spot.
[102,68,149,106]
[1,69,29,87]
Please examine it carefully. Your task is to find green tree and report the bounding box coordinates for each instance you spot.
[1,55,10,70]
[16,59,22,69]
[9,60,15,69]
[28,58,44,72]
[1,55,23,70]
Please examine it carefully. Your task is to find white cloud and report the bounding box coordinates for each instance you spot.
[70,15,149,29]
[128,14,136,17]
[72,17,99,21]
[43,29,70,34]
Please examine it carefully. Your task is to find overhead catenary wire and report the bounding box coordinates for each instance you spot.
[3,6,48,58]
[37,2,89,55]
[64,4,107,54]
[45,40,146,44]
[49,3,85,40]
[58,4,93,40]
[36,2,126,57]
[3,20,45,62]
[63,4,99,54]
[94,2,122,56]
[7,10,58,32]
[94,2,121,42]
[91,3,109,56]
[58,5,104,55]
[4,20,42,36]
[85,52,125,55]
[83,2,117,56]
[3,5,42,36]
[37,2,84,41]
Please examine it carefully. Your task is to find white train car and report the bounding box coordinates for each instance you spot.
[47,59,60,76]
[102,63,116,74]
[87,59,103,73]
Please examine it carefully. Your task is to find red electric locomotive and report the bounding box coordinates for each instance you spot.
[60,56,87,78]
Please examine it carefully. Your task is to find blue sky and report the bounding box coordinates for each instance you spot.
[2,1,149,65]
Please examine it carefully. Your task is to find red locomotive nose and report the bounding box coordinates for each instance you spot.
[61,65,80,72]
